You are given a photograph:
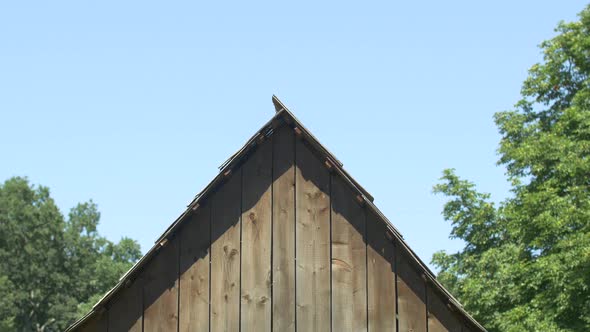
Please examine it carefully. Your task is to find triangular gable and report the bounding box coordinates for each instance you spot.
[66,96,486,332]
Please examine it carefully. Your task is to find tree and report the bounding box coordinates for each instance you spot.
[0,177,141,331]
[433,6,590,332]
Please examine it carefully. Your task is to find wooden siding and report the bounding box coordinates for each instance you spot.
[295,139,331,332]
[331,174,367,332]
[75,124,479,332]
[210,170,242,332]
[241,139,273,332]
[108,277,142,332]
[366,210,396,332]
[428,284,461,332]
[272,126,296,332]
[143,236,179,332]
[179,204,210,332]
[397,247,427,332]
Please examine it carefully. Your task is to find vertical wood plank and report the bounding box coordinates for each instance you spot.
[179,205,211,332]
[143,238,179,332]
[241,140,272,332]
[272,126,296,332]
[366,212,396,332]
[108,278,142,332]
[397,248,427,332]
[295,140,331,332]
[211,171,241,332]
[428,285,461,332]
[331,175,367,332]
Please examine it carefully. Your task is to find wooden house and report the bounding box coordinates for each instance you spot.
[66,96,486,332]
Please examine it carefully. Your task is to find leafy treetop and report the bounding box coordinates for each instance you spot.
[433,5,590,332]
[0,177,141,332]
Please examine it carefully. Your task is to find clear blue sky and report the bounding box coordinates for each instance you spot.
[1,1,587,269]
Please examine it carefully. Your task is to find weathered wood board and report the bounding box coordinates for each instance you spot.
[179,204,211,332]
[272,126,296,332]
[428,285,461,332]
[366,211,396,332]
[397,247,427,332]
[143,238,179,332]
[295,140,331,332]
[241,139,272,332]
[331,175,367,332]
[108,277,142,332]
[211,171,242,332]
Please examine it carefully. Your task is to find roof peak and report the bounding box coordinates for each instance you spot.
[271,94,288,113]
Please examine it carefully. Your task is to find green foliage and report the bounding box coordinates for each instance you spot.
[433,6,590,332]
[0,177,141,332]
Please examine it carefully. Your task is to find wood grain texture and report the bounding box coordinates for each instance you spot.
[179,205,211,332]
[397,248,427,332]
[428,285,461,332]
[108,278,142,332]
[331,175,367,332]
[366,212,396,332]
[143,238,179,332]
[272,126,296,332]
[211,171,241,332]
[295,140,331,332]
[241,140,272,332]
